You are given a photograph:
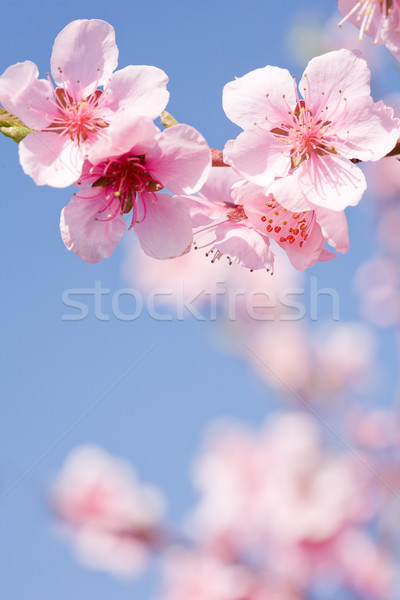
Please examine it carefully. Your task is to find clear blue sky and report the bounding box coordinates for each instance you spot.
[0,1,398,598]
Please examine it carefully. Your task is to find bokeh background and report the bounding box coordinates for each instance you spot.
[1,0,400,598]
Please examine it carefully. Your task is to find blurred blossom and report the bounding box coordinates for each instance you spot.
[51,445,166,577]
[347,407,400,450]
[378,204,400,254]
[332,529,396,599]
[122,236,302,320]
[238,320,376,399]
[156,549,302,600]
[354,257,400,327]
[286,11,384,69]
[364,156,400,202]
[189,413,375,555]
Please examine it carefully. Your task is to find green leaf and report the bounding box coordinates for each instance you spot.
[0,108,32,143]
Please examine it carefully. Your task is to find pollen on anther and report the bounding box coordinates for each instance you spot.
[268,219,273,223]
[261,216,267,222]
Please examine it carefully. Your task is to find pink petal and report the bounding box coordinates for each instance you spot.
[0,61,55,129]
[60,187,125,263]
[134,193,193,259]
[184,195,228,228]
[106,65,169,119]
[51,19,118,98]
[199,166,243,206]
[242,185,327,270]
[223,65,296,129]
[223,128,290,187]
[315,207,349,253]
[269,155,367,212]
[88,114,159,164]
[145,124,211,195]
[334,97,400,162]
[280,219,328,271]
[208,222,274,271]
[299,49,371,117]
[19,132,84,187]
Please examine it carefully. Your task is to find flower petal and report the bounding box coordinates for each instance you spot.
[88,114,159,165]
[241,184,328,270]
[199,166,243,205]
[51,19,118,98]
[223,65,296,129]
[0,61,55,129]
[299,49,371,117]
[60,187,125,263]
[145,124,211,195]
[19,132,84,187]
[269,155,367,212]
[134,193,193,259]
[315,207,349,253]
[106,65,169,119]
[208,222,274,271]
[334,97,400,162]
[223,127,290,187]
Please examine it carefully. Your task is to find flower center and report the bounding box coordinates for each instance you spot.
[271,100,338,169]
[260,197,314,248]
[45,88,109,145]
[227,204,247,221]
[92,154,163,226]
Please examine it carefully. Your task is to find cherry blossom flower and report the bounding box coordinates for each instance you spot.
[0,19,169,187]
[157,550,303,600]
[179,168,347,272]
[338,0,400,60]
[185,413,388,597]
[236,182,348,270]
[223,49,400,212]
[60,115,211,262]
[51,445,166,577]
[189,413,375,555]
[181,168,275,272]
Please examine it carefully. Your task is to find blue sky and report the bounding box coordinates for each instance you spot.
[0,1,398,598]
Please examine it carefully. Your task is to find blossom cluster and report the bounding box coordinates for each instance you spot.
[0,17,399,273]
[51,411,399,599]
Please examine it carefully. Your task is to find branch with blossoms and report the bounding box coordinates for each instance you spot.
[1,13,400,274]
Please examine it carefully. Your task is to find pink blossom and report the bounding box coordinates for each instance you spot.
[223,49,399,212]
[354,257,400,327]
[236,318,376,399]
[0,19,169,187]
[333,529,396,599]
[181,168,275,272]
[51,445,165,577]
[338,0,400,60]
[60,115,211,262]
[157,550,303,600]
[236,183,348,270]
[189,414,374,554]
[180,168,347,272]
